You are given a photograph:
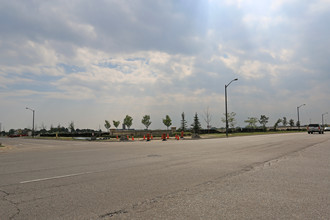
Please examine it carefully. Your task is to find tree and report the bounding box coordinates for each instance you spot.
[141,115,152,130]
[259,115,269,130]
[282,117,288,127]
[163,115,172,130]
[40,122,47,134]
[69,121,75,133]
[221,112,237,129]
[203,106,212,133]
[113,120,120,129]
[289,119,295,127]
[104,120,111,132]
[244,117,258,129]
[274,119,282,131]
[123,115,133,129]
[191,113,202,134]
[180,112,187,131]
[41,122,47,131]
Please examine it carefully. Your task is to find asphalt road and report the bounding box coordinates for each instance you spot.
[0,133,329,219]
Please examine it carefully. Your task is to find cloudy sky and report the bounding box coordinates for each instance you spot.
[1,0,330,131]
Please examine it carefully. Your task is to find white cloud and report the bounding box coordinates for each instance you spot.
[1,0,330,129]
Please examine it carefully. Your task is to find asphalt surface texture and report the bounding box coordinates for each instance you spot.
[0,133,329,219]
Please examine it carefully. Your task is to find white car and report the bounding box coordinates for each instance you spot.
[307,124,324,134]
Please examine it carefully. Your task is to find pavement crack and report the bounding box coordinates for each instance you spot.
[0,189,21,220]
[99,209,128,218]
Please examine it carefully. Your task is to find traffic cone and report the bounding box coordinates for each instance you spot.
[151,134,153,140]
[143,135,145,140]
[132,136,134,141]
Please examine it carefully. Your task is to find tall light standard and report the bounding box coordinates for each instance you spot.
[26,107,35,137]
[225,78,238,138]
[297,104,305,130]
[322,112,328,129]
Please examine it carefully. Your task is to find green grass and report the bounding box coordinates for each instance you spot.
[200,130,303,139]
[34,136,74,141]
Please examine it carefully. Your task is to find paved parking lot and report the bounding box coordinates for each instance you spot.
[1,133,329,219]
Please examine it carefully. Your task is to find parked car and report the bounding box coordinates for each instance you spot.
[307,124,324,134]
[324,127,330,132]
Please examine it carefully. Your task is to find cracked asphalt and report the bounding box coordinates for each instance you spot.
[0,133,329,219]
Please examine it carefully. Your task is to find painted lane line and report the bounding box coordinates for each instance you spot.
[20,171,94,184]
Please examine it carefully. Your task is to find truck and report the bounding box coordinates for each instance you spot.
[307,124,324,134]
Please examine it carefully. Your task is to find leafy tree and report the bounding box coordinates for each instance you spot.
[163,115,172,130]
[245,117,258,129]
[141,115,152,130]
[289,119,295,127]
[282,117,287,126]
[113,120,120,129]
[259,115,269,130]
[69,121,75,133]
[9,129,15,135]
[180,112,187,131]
[104,120,111,132]
[221,112,237,129]
[191,113,202,134]
[274,119,282,131]
[123,115,133,129]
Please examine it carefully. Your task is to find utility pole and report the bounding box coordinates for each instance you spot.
[26,107,35,137]
[297,104,305,130]
[225,78,238,138]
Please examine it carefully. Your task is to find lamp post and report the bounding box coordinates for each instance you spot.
[322,112,328,129]
[26,107,35,137]
[225,78,238,138]
[297,104,305,130]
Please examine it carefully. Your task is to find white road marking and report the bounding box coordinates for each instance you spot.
[20,171,94,184]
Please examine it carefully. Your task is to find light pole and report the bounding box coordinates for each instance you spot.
[297,104,305,130]
[225,78,238,138]
[322,112,328,129]
[26,107,35,137]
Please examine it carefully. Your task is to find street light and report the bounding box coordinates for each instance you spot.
[322,112,328,129]
[297,104,305,130]
[26,107,35,137]
[225,78,238,138]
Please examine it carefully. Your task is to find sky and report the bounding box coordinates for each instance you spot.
[1,0,330,131]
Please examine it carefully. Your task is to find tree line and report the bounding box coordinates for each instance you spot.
[104,112,202,134]
[224,113,299,131]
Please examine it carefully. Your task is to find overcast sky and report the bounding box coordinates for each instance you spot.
[1,0,330,131]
